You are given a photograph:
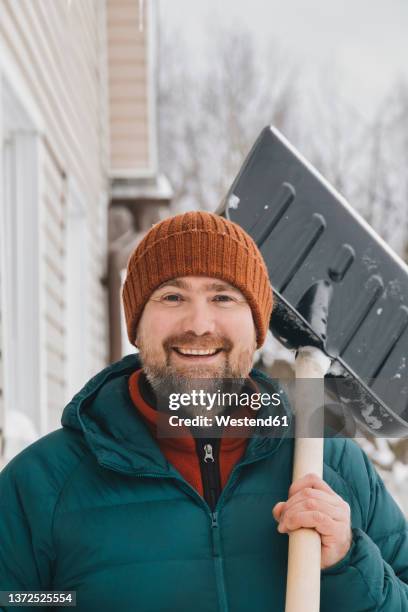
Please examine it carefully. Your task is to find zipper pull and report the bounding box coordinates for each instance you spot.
[211,511,219,528]
[203,443,214,463]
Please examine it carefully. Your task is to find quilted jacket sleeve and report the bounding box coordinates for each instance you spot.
[0,451,56,596]
[321,440,408,611]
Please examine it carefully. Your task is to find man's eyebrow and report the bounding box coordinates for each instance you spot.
[154,279,243,294]
[155,279,190,291]
[203,282,243,294]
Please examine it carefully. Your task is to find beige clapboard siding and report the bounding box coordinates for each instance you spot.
[107,0,151,172]
[109,64,147,82]
[82,220,109,377]
[36,0,101,142]
[1,1,99,193]
[42,142,67,407]
[0,0,109,424]
[46,345,65,386]
[43,251,65,292]
[111,100,148,118]
[46,318,65,355]
[4,0,107,200]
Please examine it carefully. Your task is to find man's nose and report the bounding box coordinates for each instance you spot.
[181,300,217,336]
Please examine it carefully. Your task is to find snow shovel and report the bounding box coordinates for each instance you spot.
[217,126,408,612]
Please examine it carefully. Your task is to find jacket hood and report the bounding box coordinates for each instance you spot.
[61,353,293,476]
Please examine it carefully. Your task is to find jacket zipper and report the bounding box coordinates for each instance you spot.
[99,439,282,515]
[210,510,228,612]
[100,442,283,612]
[195,438,222,512]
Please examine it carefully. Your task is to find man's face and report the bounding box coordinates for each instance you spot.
[135,276,257,406]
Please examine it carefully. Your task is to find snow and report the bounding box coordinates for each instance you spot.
[2,411,39,464]
[361,404,382,430]
[227,194,240,210]
[257,330,296,368]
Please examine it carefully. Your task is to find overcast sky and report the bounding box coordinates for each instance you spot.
[158,0,408,121]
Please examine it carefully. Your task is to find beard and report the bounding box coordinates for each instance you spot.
[136,331,256,418]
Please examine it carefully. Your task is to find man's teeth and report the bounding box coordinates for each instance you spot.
[176,348,220,356]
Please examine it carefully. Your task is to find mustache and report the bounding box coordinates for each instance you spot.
[163,333,233,352]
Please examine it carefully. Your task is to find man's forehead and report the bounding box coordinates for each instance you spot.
[155,276,244,294]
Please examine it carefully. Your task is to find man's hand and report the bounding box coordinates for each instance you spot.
[272,473,353,569]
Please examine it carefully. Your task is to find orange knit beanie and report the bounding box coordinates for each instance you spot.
[122,211,273,349]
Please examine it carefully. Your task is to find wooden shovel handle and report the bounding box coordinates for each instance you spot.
[284,347,331,612]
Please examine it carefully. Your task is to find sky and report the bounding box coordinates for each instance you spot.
[158,0,408,121]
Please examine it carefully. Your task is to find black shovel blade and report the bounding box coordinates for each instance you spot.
[218,126,408,436]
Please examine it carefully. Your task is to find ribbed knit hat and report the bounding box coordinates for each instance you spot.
[122,211,273,348]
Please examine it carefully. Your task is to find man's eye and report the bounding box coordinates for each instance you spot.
[214,295,235,302]
[162,294,183,302]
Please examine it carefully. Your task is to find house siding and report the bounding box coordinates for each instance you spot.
[107,0,152,174]
[0,0,110,441]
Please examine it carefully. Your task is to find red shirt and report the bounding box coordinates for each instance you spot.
[128,369,254,497]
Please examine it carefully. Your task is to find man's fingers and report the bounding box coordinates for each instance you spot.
[272,501,285,521]
[278,498,347,525]
[288,473,341,499]
[278,509,336,536]
[275,475,351,540]
[280,487,349,516]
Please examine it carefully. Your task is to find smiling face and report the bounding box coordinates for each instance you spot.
[135,276,257,401]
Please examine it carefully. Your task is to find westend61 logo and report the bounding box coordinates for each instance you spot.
[160,386,288,433]
[155,379,289,437]
[168,389,282,411]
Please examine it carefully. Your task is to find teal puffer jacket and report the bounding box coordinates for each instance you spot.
[0,354,407,611]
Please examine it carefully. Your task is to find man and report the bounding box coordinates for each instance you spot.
[0,210,407,611]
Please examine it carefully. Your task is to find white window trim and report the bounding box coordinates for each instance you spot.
[0,74,46,459]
